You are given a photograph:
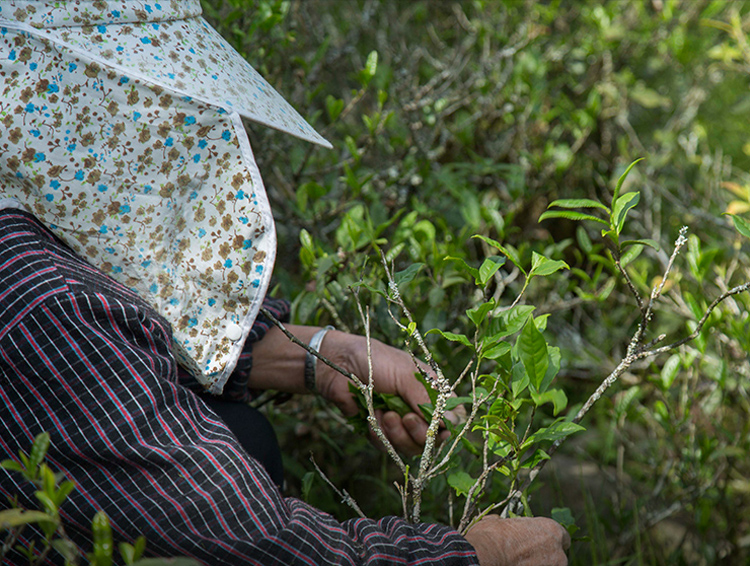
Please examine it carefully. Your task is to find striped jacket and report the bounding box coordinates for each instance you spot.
[0,209,478,565]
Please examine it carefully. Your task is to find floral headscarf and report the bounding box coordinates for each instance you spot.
[0,1,330,393]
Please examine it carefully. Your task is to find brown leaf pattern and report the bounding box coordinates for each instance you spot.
[0,23,278,393]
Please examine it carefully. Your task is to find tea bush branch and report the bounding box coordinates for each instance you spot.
[1,433,199,566]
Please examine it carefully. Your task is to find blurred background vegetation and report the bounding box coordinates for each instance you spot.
[204,1,750,564]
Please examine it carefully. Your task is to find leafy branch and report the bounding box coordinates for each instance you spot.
[1,433,199,566]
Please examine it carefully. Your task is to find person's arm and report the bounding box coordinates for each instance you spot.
[0,294,478,565]
[250,325,572,565]
[250,324,448,455]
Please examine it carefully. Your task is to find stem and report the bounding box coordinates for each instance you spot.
[260,306,407,475]
[380,254,450,522]
[259,307,364,388]
[353,296,409,476]
[310,455,365,518]
[1,526,23,562]
[635,280,750,359]
[498,228,749,515]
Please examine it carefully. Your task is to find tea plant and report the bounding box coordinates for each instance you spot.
[0,433,199,566]
[205,0,750,559]
[261,160,750,538]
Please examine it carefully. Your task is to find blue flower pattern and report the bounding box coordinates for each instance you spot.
[0,2,288,391]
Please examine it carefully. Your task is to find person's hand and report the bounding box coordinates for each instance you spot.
[315,330,457,456]
[464,516,570,566]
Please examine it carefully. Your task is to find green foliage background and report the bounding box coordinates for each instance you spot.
[203,1,750,564]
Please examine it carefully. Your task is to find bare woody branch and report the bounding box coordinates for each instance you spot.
[498,228,749,516]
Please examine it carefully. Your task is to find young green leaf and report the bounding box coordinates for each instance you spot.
[472,235,525,275]
[29,432,50,472]
[132,536,146,562]
[612,158,644,204]
[478,256,506,286]
[381,393,412,416]
[1,459,25,474]
[576,225,593,254]
[0,509,53,529]
[538,345,561,394]
[621,238,659,251]
[510,362,529,398]
[119,542,137,566]
[447,471,475,497]
[364,50,378,80]
[546,198,610,212]
[467,300,496,327]
[481,340,511,360]
[538,210,609,225]
[529,252,569,278]
[620,243,643,267]
[444,256,480,281]
[40,464,56,497]
[612,191,640,235]
[517,319,549,392]
[445,396,474,411]
[425,328,472,347]
[91,511,113,566]
[660,353,681,391]
[491,305,535,339]
[522,448,551,469]
[726,213,750,239]
[325,95,345,122]
[54,480,77,507]
[384,242,406,263]
[344,137,359,162]
[522,420,585,448]
[530,388,568,416]
[480,415,520,450]
[52,539,79,563]
[394,263,424,289]
[357,50,379,87]
[551,507,580,536]
[34,491,57,516]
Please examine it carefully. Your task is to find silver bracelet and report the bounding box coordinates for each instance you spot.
[304,325,335,393]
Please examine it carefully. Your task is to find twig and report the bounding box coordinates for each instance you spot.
[634,280,750,359]
[260,305,408,475]
[499,228,749,515]
[259,307,365,388]
[352,294,408,475]
[380,254,451,522]
[310,454,365,518]
[1,524,24,562]
[321,296,351,334]
[426,381,497,480]
[614,258,644,313]
[629,227,688,356]
[457,452,517,533]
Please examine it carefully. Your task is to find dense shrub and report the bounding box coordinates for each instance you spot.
[204,1,750,563]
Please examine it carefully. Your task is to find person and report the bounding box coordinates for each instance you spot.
[0,1,570,564]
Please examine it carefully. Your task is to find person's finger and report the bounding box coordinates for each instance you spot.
[402,412,428,446]
[398,363,463,429]
[397,364,433,414]
[380,411,422,456]
[560,523,572,551]
[410,360,469,427]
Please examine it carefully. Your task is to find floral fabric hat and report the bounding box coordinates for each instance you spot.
[0,1,330,393]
